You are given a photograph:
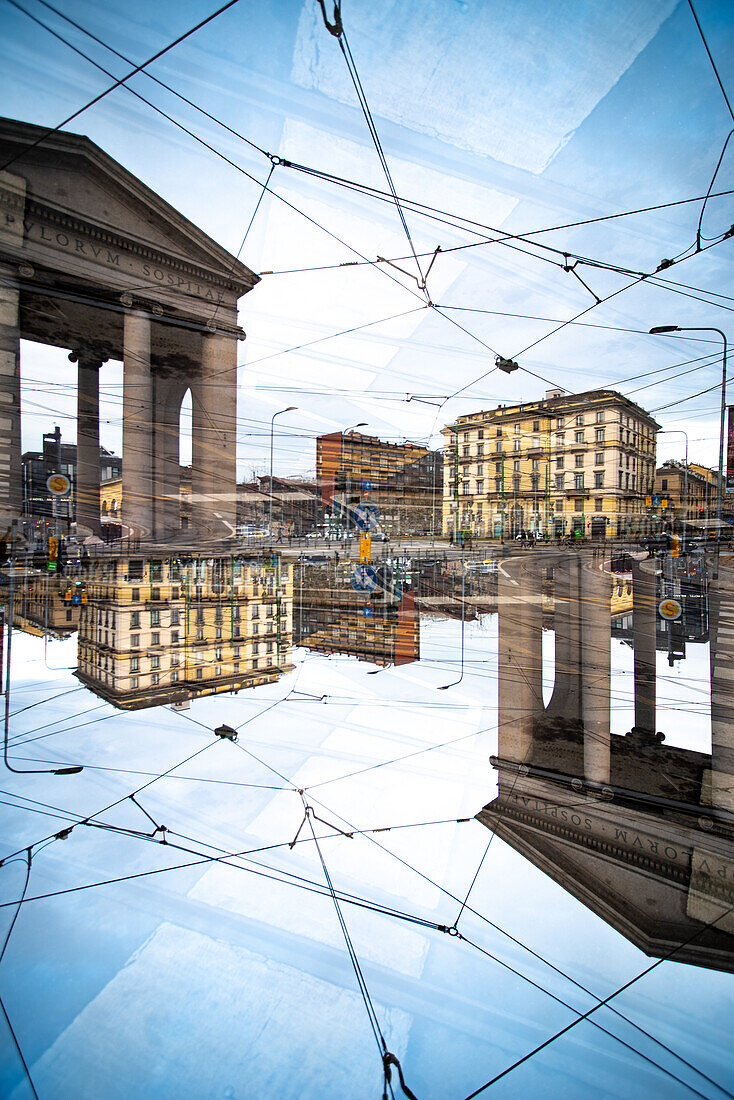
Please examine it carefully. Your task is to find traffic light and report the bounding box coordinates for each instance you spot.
[47,536,58,572]
[671,534,679,557]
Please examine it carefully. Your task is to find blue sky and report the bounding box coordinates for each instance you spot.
[2,0,734,474]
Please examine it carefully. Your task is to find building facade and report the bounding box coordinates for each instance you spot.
[441,388,659,540]
[316,430,441,536]
[75,552,293,709]
[654,461,720,530]
[22,426,121,532]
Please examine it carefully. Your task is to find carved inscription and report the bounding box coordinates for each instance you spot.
[19,215,225,304]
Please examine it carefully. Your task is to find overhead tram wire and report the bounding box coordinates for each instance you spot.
[20,0,734,290]
[688,0,734,124]
[320,0,428,300]
[16,1,734,409]
[0,0,245,173]
[8,2,426,311]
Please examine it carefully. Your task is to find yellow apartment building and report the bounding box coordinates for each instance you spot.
[75,552,293,709]
[441,388,659,540]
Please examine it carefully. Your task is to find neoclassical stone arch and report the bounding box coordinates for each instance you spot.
[0,117,258,540]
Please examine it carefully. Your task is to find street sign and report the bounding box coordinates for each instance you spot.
[362,480,372,492]
[659,597,683,621]
[661,499,668,509]
[362,605,373,617]
[353,503,379,532]
[645,496,652,506]
[351,565,378,593]
[46,473,71,496]
[652,495,662,506]
[359,532,371,564]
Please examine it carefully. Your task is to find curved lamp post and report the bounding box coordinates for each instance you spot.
[269,407,297,537]
[649,326,727,529]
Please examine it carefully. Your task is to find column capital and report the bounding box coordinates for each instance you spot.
[69,345,110,368]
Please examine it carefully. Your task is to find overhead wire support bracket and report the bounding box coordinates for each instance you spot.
[289,803,354,849]
[562,257,601,304]
[317,0,343,37]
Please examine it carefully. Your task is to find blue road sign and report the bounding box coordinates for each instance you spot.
[351,565,378,593]
[652,495,662,506]
[353,503,380,532]
[362,605,373,617]
[362,480,372,492]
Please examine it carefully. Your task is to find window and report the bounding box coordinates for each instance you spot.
[130,611,140,629]
[619,471,623,489]
[196,628,204,641]
[131,676,138,689]
[215,647,223,661]
[595,452,604,466]
[555,500,563,512]
[494,478,502,493]
[556,456,564,469]
[555,433,565,447]
[513,440,520,452]
[131,588,140,602]
[170,609,180,626]
[151,655,160,669]
[531,475,539,492]
[495,441,502,453]
[596,429,605,443]
[128,560,143,581]
[477,464,483,475]
[557,417,565,428]
[463,445,470,457]
[513,475,521,492]
[555,474,564,490]
[661,478,668,490]
[150,561,162,582]
[575,454,583,468]
[513,459,520,472]
[575,474,584,490]
[171,671,178,682]
[216,627,223,639]
[196,668,203,679]
[514,423,521,433]
[595,472,604,489]
[532,420,540,432]
[478,429,484,440]
[131,634,139,648]
[234,647,240,659]
[531,436,539,449]
[531,458,540,471]
[596,410,605,423]
[575,431,584,444]
[576,414,584,425]
[476,480,484,494]
[151,610,160,626]
[494,462,501,475]
[496,428,502,436]
[130,657,139,672]
[171,631,178,644]
[477,443,484,456]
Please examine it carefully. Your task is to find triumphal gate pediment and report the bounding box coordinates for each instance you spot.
[0,116,258,539]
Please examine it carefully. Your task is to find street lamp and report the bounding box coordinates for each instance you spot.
[269,407,297,537]
[649,326,728,530]
[656,429,689,539]
[340,422,367,537]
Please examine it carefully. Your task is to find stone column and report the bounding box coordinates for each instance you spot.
[152,375,185,540]
[70,347,107,535]
[708,564,734,812]
[0,175,26,536]
[631,557,657,734]
[122,310,153,538]
[192,330,237,536]
[581,555,612,784]
[0,266,20,536]
[545,555,583,725]
[497,555,544,764]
